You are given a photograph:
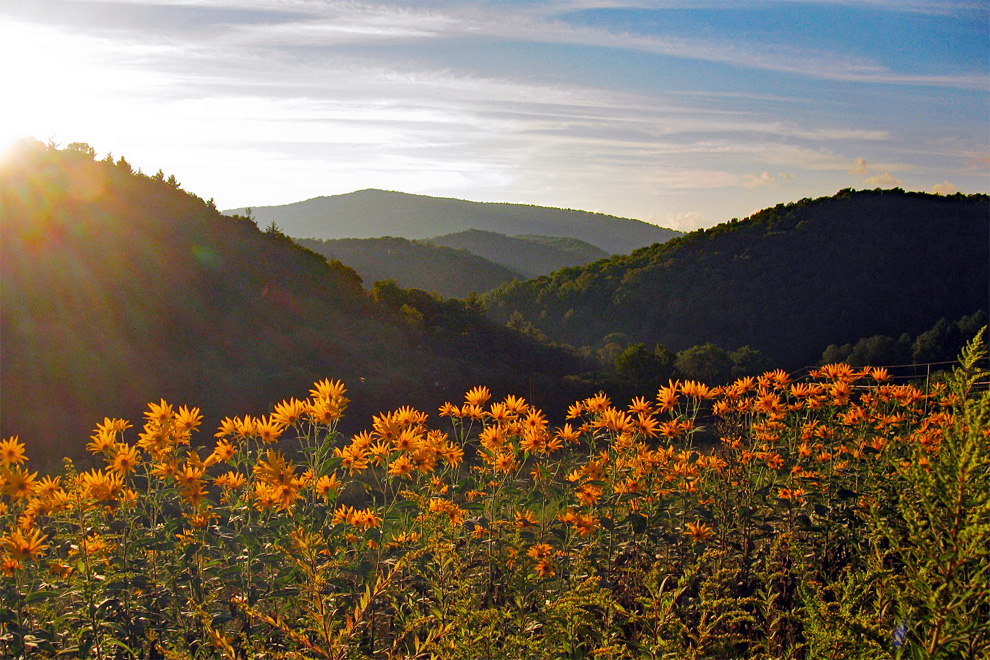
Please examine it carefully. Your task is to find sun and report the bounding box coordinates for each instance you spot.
[0,17,133,153]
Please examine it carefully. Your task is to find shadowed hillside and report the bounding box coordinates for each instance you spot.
[427,230,609,278]
[225,189,680,255]
[0,141,591,463]
[485,189,989,369]
[295,236,523,298]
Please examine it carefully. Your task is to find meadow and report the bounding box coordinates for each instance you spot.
[1,333,987,659]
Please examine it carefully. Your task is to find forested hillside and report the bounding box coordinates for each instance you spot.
[485,189,989,369]
[0,141,590,462]
[296,236,523,298]
[427,229,609,278]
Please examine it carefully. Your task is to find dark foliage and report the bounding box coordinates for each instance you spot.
[485,189,989,369]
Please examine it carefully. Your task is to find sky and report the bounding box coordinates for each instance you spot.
[1,1,987,231]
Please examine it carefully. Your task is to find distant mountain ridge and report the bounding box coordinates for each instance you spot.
[225,189,680,255]
[426,230,609,279]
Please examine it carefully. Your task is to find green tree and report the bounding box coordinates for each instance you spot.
[729,345,771,379]
[66,142,96,159]
[675,343,733,383]
[613,343,677,393]
[847,333,911,367]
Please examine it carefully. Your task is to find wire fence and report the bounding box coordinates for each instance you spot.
[788,356,990,392]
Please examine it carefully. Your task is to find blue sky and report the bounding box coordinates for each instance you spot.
[1,1,986,230]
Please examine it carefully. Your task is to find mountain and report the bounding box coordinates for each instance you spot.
[225,189,680,255]
[484,189,990,369]
[0,141,591,463]
[426,230,609,279]
[295,236,523,298]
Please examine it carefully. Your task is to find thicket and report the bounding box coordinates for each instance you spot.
[1,330,988,658]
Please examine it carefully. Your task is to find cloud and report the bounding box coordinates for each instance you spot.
[863,172,904,187]
[460,4,990,91]
[743,171,775,187]
[662,211,708,232]
[930,181,959,195]
[964,155,990,174]
[849,158,870,175]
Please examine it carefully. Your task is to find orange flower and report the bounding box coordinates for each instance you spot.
[514,510,538,528]
[174,405,203,434]
[309,378,348,404]
[573,512,597,537]
[388,454,415,478]
[778,487,805,502]
[656,384,680,411]
[763,452,785,470]
[78,469,123,502]
[254,417,285,445]
[0,437,27,467]
[575,484,602,507]
[272,398,307,427]
[869,367,890,382]
[464,386,492,407]
[627,396,655,416]
[1,527,48,561]
[314,474,340,499]
[209,438,237,464]
[493,452,518,473]
[144,399,174,425]
[681,380,715,399]
[684,520,714,543]
[555,423,582,445]
[109,443,141,476]
[214,471,247,491]
[334,443,369,475]
[583,392,611,413]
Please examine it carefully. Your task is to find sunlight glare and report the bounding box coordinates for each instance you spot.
[0,18,157,153]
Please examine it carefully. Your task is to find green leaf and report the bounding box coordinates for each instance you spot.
[24,590,57,605]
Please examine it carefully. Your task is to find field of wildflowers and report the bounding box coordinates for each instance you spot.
[1,332,987,659]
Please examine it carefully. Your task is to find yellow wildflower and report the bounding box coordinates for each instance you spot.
[0,437,27,467]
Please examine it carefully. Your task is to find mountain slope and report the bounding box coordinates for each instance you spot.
[295,236,523,298]
[426,230,609,279]
[484,189,990,368]
[0,141,590,462]
[225,189,679,255]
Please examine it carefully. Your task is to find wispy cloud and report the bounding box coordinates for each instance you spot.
[65,0,985,90]
[863,172,905,187]
[1,0,985,227]
[930,181,959,194]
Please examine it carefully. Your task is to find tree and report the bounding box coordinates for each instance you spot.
[675,343,733,384]
[730,345,772,379]
[913,318,952,364]
[66,142,95,159]
[847,334,911,367]
[613,343,676,393]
